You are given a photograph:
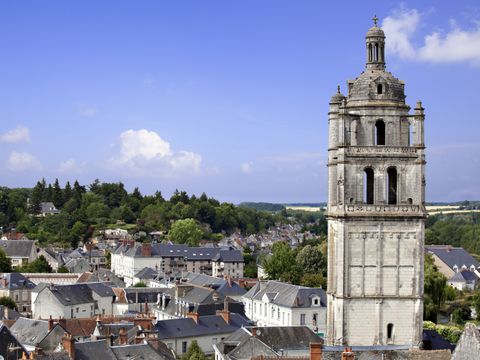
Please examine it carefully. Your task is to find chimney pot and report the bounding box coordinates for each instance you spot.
[48,315,54,331]
[310,343,323,360]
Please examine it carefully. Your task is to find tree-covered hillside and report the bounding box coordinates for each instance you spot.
[0,179,284,247]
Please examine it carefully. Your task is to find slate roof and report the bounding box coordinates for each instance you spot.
[0,324,27,360]
[0,272,36,290]
[422,329,455,351]
[115,243,243,262]
[35,282,115,306]
[426,245,480,271]
[243,280,327,308]
[154,313,250,339]
[0,240,36,258]
[449,270,479,282]
[10,318,51,346]
[0,305,21,320]
[74,339,117,360]
[219,326,321,357]
[135,267,158,280]
[183,272,246,297]
[111,343,169,360]
[40,202,60,214]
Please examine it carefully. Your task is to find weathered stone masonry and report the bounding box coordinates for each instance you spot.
[326,18,427,348]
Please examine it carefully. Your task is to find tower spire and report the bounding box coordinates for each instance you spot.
[365,16,386,70]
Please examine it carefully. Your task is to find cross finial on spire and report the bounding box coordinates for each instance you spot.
[372,15,379,26]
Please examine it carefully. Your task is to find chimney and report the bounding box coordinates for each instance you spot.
[227,276,232,287]
[341,347,355,360]
[59,317,67,329]
[141,243,152,257]
[22,352,28,360]
[217,297,231,324]
[62,334,75,360]
[310,343,323,360]
[48,315,54,331]
[119,327,128,345]
[187,312,200,324]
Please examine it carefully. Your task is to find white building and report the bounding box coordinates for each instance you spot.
[31,282,115,319]
[111,242,244,286]
[242,280,327,337]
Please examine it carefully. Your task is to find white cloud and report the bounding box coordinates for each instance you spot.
[58,159,85,174]
[240,162,254,174]
[6,151,41,172]
[383,7,480,65]
[0,125,30,143]
[113,129,202,176]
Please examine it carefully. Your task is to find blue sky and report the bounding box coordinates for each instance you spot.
[0,1,479,203]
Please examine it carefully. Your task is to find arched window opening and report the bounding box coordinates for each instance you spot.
[374,43,379,61]
[377,84,383,94]
[387,323,394,341]
[364,168,374,204]
[387,167,398,205]
[407,198,413,205]
[375,120,385,145]
[368,44,372,62]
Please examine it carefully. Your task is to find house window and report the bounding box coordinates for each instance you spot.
[182,341,188,353]
[300,313,306,325]
[375,120,385,145]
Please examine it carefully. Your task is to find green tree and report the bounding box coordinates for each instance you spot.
[0,296,18,311]
[296,244,326,275]
[0,248,12,272]
[264,242,302,284]
[300,273,326,288]
[132,281,147,287]
[452,304,471,325]
[57,265,69,273]
[181,341,206,360]
[18,255,52,273]
[424,254,447,322]
[471,289,480,320]
[168,219,204,246]
[52,178,64,208]
[29,179,46,214]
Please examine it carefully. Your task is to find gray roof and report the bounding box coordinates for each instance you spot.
[40,202,59,214]
[183,272,246,297]
[135,267,158,279]
[449,270,479,282]
[74,339,117,360]
[115,243,243,262]
[35,282,115,306]
[0,240,36,258]
[219,326,321,357]
[0,272,36,290]
[0,305,21,320]
[10,318,51,346]
[243,280,327,308]
[111,343,170,360]
[427,245,480,271]
[154,313,249,339]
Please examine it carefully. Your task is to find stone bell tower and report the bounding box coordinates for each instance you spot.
[326,17,426,348]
